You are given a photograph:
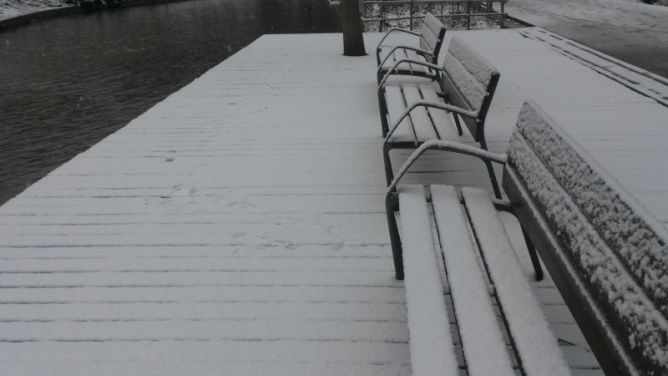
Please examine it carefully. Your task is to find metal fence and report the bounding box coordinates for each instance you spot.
[361,0,507,31]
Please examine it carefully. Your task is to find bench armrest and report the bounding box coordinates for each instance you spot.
[378,59,443,88]
[377,45,434,72]
[386,140,507,194]
[375,28,421,53]
[385,100,479,144]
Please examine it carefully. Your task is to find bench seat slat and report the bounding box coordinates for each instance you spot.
[420,89,459,140]
[430,186,515,376]
[402,86,439,143]
[461,187,571,376]
[398,185,459,376]
[378,47,430,76]
[386,83,460,144]
[385,85,415,142]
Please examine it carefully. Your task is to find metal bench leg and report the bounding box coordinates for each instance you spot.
[452,113,464,136]
[521,226,544,281]
[378,88,390,137]
[485,160,502,199]
[377,68,391,85]
[386,194,404,280]
[479,136,502,199]
[383,143,395,186]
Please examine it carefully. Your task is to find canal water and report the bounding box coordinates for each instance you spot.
[0,0,341,205]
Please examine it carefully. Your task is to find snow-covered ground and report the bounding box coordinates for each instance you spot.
[0,0,70,22]
[1,29,666,375]
[506,0,668,77]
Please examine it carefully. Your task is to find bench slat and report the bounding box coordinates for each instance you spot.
[443,52,487,112]
[402,86,439,143]
[461,187,571,376]
[376,13,444,78]
[379,48,430,76]
[385,85,415,142]
[447,37,497,91]
[404,50,430,76]
[420,89,459,140]
[431,186,515,376]
[422,13,444,46]
[516,102,668,319]
[398,185,459,376]
[420,27,439,55]
[506,101,668,375]
[387,84,459,144]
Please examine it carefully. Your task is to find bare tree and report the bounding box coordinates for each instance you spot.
[342,0,366,56]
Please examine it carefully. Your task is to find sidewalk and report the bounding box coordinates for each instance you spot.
[506,0,668,77]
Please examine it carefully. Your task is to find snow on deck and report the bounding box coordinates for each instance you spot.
[0,29,666,375]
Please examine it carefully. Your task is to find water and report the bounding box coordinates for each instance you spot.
[0,0,341,204]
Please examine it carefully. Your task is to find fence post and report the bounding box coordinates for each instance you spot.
[409,0,414,30]
[467,0,471,30]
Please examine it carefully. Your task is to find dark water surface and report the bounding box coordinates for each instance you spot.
[0,0,341,204]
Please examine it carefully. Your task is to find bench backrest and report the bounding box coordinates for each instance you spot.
[503,101,668,376]
[418,13,446,64]
[441,36,500,143]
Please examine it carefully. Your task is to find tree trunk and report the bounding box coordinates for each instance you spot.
[342,0,366,56]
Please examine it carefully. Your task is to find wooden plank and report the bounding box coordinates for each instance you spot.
[430,185,515,376]
[2,29,662,375]
[398,185,459,376]
[461,187,571,376]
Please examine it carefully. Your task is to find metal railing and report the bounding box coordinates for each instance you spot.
[361,0,507,31]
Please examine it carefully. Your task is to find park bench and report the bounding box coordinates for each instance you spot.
[386,101,668,376]
[378,35,501,196]
[375,13,446,84]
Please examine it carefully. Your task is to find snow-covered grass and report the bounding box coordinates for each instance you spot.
[0,0,70,22]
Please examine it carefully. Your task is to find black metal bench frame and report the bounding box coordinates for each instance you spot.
[377,36,501,196]
[375,13,446,84]
[386,100,668,376]
[385,140,543,282]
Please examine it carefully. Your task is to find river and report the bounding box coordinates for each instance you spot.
[0,0,341,204]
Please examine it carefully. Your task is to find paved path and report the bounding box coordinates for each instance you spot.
[506,0,668,77]
[1,29,666,375]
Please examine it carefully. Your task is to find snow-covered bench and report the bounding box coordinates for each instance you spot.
[386,101,668,376]
[375,13,446,84]
[378,36,501,196]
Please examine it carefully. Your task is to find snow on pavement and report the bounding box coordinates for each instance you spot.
[506,0,668,77]
[518,28,668,106]
[0,33,410,375]
[0,29,665,374]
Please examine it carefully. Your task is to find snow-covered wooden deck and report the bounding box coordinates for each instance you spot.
[0,28,666,375]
